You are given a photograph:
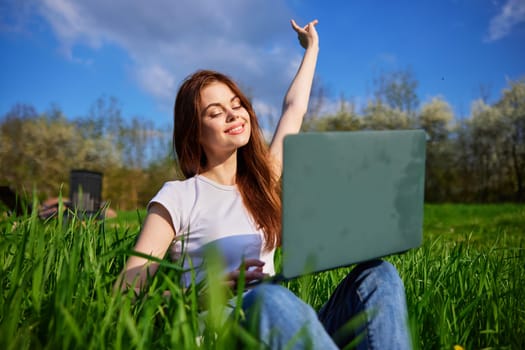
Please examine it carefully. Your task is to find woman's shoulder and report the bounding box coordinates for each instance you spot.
[158,177,198,194]
[148,177,198,221]
[147,178,198,234]
[149,177,197,207]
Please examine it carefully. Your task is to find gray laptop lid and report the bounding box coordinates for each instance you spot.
[281,130,426,279]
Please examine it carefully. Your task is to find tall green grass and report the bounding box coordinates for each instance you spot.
[1,204,524,349]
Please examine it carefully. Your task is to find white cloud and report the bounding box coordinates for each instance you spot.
[485,0,525,41]
[134,64,176,102]
[31,0,300,127]
[253,99,280,119]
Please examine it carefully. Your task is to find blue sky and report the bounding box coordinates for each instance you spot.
[1,0,524,132]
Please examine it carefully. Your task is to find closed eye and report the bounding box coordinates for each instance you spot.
[232,97,242,110]
[208,107,223,118]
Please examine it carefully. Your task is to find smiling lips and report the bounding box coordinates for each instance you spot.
[225,123,245,135]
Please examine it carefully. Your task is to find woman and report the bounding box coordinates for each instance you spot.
[117,19,411,349]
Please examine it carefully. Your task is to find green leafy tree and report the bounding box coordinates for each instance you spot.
[0,107,77,199]
[0,105,121,201]
[373,68,419,117]
[362,100,411,130]
[302,98,361,131]
[417,97,455,201]
[494,79,525,201]
[418,97,453,142]
[463,100,509,201]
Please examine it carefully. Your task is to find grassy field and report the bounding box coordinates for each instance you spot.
[0,203,523,349]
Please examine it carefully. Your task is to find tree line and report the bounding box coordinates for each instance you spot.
[0,97,177,210]
[303,71,525,203]
[1,72,524,210]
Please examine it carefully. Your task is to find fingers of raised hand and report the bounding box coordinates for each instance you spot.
[290,19,302,33]
[291,19,318,33]
[291,19,319,48]
[305,19,319,32]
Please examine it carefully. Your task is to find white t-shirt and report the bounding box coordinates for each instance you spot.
[148,175,276,287]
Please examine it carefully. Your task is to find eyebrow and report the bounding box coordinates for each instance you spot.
[202,96,240,115]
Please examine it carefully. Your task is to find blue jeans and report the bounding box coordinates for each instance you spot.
[241,260,411,349]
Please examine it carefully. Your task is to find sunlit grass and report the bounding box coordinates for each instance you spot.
[0,204,524,349]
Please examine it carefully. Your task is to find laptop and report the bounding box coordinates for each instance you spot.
[275,129,426,281]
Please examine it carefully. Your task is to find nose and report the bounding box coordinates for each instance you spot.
[226,108,239,122]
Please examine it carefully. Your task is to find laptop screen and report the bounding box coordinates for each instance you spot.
[280,130,426,279]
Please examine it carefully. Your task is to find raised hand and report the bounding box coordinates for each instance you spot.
[291,19,319,50]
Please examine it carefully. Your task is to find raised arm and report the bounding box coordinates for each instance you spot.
[114,203,175,293]
[269,19,319,175]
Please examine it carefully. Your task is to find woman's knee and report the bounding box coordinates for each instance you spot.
[241,284,338,349]
[372,260,403,286]
[353,260,405,297]
[244,284,301,310]
[243,284,318,319]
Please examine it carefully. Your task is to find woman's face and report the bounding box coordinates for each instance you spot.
[199,81,251,162]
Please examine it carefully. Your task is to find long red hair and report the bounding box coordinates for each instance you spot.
[173,70,281,251]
